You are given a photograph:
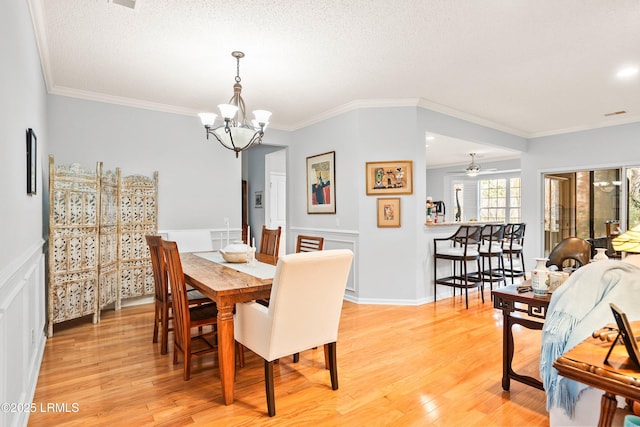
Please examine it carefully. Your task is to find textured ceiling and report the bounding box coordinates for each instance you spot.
[28,0,640,165]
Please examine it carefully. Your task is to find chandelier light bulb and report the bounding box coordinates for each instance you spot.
[198,112,217,127]
[218,104,239,120]
[253,110,272,125]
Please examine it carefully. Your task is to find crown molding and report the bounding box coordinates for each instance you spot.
[527,115,640,138]
[27,0,55,93]
[49,85,201,116]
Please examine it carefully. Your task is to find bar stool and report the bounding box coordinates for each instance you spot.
[477,224,506,292]
[502,223,526,284]
[434,225,483,309]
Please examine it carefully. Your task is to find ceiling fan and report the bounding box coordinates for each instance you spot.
[448,153,497,177]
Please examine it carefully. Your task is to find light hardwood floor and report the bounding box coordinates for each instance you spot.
[30,289,549,426]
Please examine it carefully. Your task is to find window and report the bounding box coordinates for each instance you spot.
[479,177,521,222]
[509,177,521,222]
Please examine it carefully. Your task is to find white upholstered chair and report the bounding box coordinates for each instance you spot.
[234,249,353,417]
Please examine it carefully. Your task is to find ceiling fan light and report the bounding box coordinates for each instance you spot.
[466,167,480,177]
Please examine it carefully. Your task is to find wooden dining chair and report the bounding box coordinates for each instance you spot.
[146,235,211,355]
[292,234,326,361]
[295,235,324,253]
[162,239,218,380]
[259,226,282,259]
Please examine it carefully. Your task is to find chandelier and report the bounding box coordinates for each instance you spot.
[198,51,271,158]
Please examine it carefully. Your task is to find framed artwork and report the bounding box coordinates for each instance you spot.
[365,160,413,195]
[254,191,263,208]
[377,197,401,227]
[26,128,37,195]
[306,151,336,214]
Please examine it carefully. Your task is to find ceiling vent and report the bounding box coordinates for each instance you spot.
[110,0,136,9]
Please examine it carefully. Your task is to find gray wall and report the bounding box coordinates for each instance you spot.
[1,1,48,426]
[47,95,242,231]
[1,1,47,269]
[522,122,640,264]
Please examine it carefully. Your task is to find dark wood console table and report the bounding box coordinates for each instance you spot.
[492,283,551,391]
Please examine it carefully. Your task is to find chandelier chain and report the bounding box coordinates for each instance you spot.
[235,56,241,84]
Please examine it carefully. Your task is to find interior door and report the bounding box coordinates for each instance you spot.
[544,174,573,255]
[268,172,286,255]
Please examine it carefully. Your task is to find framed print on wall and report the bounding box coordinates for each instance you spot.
[365,160,413,195]
[306,151,336,214]
[26,128,37,195]
[377,197,401,227]
[254,191,263,208]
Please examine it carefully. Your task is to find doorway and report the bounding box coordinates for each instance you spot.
[543,168,621,256]
[262,148,287,255]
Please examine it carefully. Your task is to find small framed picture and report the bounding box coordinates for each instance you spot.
[366,160,413,195]
[254,191,263,208]
[377,197,401,227]
[306,151,336,214]
[26,128,37,195]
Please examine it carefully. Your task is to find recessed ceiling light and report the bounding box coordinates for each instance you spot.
[617,67,638,78]
[425,135,435,141]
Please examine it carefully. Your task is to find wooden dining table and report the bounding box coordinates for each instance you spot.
[179,251,277,405]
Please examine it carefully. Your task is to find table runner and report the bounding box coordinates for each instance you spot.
[194,251,276,280]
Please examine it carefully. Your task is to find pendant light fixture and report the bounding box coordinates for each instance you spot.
[198,51,271,158]
[465,153,481,177]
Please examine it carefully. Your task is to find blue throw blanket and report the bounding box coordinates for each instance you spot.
[540,260,640,418]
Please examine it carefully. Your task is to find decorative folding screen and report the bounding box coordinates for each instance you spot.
[48,156,158,336]
[116,171,158,307]
[48,158,100,337]
[98,166,119,318]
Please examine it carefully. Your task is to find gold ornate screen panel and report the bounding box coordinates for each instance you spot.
[117,171,158,308]
[97,164,119,318]
[48,156,100,337]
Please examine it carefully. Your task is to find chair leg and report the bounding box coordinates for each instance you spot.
[153,302,160,344]
[324,344,330,370]
[293,352,299,363]
[477,259,484,304]
[236,342,245,368]
[463,260,469,309]
[265,360,276,417]
[184,356,191,381]
[433,256,437,302]
[327,342,338,390]
[161,303,170,355]
[508,253,515,284]
[183,343,191,381]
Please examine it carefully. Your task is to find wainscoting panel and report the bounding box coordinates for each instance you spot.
[0,242,46,427]
[158,228,243,252]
